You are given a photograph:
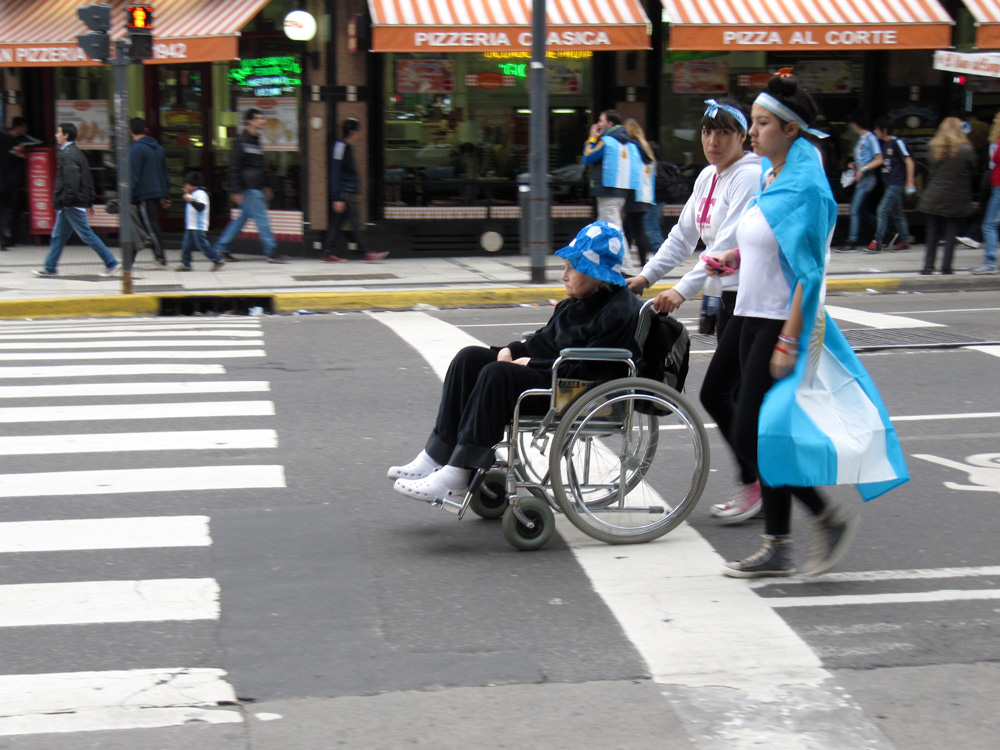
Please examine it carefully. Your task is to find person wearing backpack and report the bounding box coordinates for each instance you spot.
[868,116,915,253]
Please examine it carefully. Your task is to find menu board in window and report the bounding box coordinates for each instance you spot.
[236,97,298,151]
[55,100,110,150]
[395,59,454,94]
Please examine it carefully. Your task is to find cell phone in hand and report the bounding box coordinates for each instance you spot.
[701,252,737,275]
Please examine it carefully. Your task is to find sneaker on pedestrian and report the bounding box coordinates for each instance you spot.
[322,254,347,262]
[892,241,909,251]
[723,535,796,578]
[174,264,192,272]
[955,236,981,249]
[32,269,57,277]
[800,504,859,576]
[710,480,762,524]
[154,257,168,268]
[266,254,290,264]
[99,262,122,277]
[865,240,882,254]
[365,251,390,262]
[835,242,857,253]
[971,263,998,275]
[211,261,225,272]
[221,252,239,262]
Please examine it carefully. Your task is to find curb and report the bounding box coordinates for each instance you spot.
[0,275,997,319]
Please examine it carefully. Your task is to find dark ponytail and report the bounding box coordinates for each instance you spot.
[764,74,819,130]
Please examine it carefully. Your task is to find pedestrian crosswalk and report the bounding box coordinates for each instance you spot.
[0,317,280,737]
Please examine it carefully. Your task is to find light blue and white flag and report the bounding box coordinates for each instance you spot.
[755,138,908,500]
[630,148,655,205]
[600,134,633,192]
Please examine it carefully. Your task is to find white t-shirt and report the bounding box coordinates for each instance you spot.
[185,188,210,232]
[732,202,790,320]
[638,152,762,301]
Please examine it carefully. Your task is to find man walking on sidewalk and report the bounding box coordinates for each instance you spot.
[33,122,121,278]
[211,108,289,264]
[838,112,883,252]
[0,116,31,251]
[322,118,388,262]
[867,116,915,253]
[129,117,170,266]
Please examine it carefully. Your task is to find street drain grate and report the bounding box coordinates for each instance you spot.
[842,328,1000,351]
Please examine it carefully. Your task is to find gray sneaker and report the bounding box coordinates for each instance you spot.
[99,262,122,277]
[971,264,998,275]
[32,269,57,277]
[800,505,859,576]
[955,236,981,249]
[723,535,796,578]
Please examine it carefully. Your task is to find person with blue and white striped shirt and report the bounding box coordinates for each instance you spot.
[176,171,224,272]
[838,112,884,252]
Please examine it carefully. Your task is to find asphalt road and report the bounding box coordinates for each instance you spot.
[0,289,996,749]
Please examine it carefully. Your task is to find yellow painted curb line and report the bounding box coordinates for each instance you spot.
[273,286,569,311]
[0,295,159,319]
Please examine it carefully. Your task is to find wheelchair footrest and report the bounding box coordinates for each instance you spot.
[432,494,466,516]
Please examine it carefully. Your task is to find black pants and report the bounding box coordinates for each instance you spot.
[425,346,551,472]
[712,316,826,536]
[324,192,367,257]
[134,198,165,263]
[623,211,652,265]
[0,189,25,247]
[922,214,961,273]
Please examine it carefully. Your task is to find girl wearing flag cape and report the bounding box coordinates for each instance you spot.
[707,73,909,578]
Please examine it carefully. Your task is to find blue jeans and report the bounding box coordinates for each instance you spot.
[874,184,909,245]
[848,172,878,242]
[44,207,118,273]
[643,202,664,250]
[983,185,1000,266]
[211,189,276,257]
[180,230,222,267]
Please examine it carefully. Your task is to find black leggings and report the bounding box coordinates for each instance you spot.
[623,211,652,265]
[709,315,827,536]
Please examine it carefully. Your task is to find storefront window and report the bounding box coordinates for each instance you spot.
[52,67,113,198]
[383,52,592,207]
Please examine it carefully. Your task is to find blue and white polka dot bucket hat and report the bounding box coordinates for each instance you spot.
[555,221,627,287]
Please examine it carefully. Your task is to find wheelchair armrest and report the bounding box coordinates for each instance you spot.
[521,331,536,341]
[558,347,633,361]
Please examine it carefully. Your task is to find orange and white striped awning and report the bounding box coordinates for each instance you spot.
[0,0,269,67]
[962,0,1000,49]
[368,0,652,53]
[660,0,953,51]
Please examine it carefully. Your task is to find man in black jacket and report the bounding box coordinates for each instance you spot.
[33,122,121,277]
[211,109,288,263]
[0,117,31,251]
[321,118,388,262]
[129,117,171,266]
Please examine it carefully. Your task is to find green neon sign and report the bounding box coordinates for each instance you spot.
[497,62,527,78]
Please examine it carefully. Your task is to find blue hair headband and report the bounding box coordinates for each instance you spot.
[754,92,829,139]
[703,99,748,133]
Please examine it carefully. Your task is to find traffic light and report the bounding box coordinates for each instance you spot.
[126,5,154,61]
[77,3,112,62]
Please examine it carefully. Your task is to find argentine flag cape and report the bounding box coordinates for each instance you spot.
[600,132,655,204]
[755,138,908,501]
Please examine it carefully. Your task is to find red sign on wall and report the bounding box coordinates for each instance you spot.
[27,147,55,234]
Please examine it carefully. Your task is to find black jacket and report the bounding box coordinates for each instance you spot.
[918,144,977,218]
[0,129,28,191]
[53,142,95,210]
[329,138,360,199]
[507,285,641,380]
[228,130,269,193]
[129,135,170,201]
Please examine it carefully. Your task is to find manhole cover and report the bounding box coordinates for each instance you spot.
[841,327,1000,350]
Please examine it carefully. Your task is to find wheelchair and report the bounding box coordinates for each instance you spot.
[429,299,711,551]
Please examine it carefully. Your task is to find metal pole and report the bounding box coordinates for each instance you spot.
[528,0,549,283]
[113,40,134,294]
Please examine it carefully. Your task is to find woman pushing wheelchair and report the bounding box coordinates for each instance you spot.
[389,221,642,503]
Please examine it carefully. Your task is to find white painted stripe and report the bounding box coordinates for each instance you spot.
[749,565,1000,587]
[0,465,286,498]
[0,330,263,339]
[0,339,260,350]
[0,364,227,378]
[0,400,275,423]
[825,305,943,329]
[0,668,242,736]
[0,350,265,361]
[0,578,219,626]
[365,310,484,380]
[0,322,259,333]
[769,589,1000,608]
[0,516,211,552]
[892,411,1000,422]
[372,311,889,742]
[969,345,1000,358]
[0,429,278,456]
[0,381,270,399]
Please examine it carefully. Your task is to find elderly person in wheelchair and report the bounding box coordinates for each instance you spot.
[389,221,643,503]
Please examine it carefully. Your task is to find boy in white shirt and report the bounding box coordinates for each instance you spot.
[176,171,224,271]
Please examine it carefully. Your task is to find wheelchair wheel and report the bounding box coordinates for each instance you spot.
[502,496,555,551]
[548,378,709,544]
[468,469,509,520]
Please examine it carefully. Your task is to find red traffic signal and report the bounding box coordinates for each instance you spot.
[126,5,153,30]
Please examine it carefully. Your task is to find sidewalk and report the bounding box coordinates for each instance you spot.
[0,240,997,319]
